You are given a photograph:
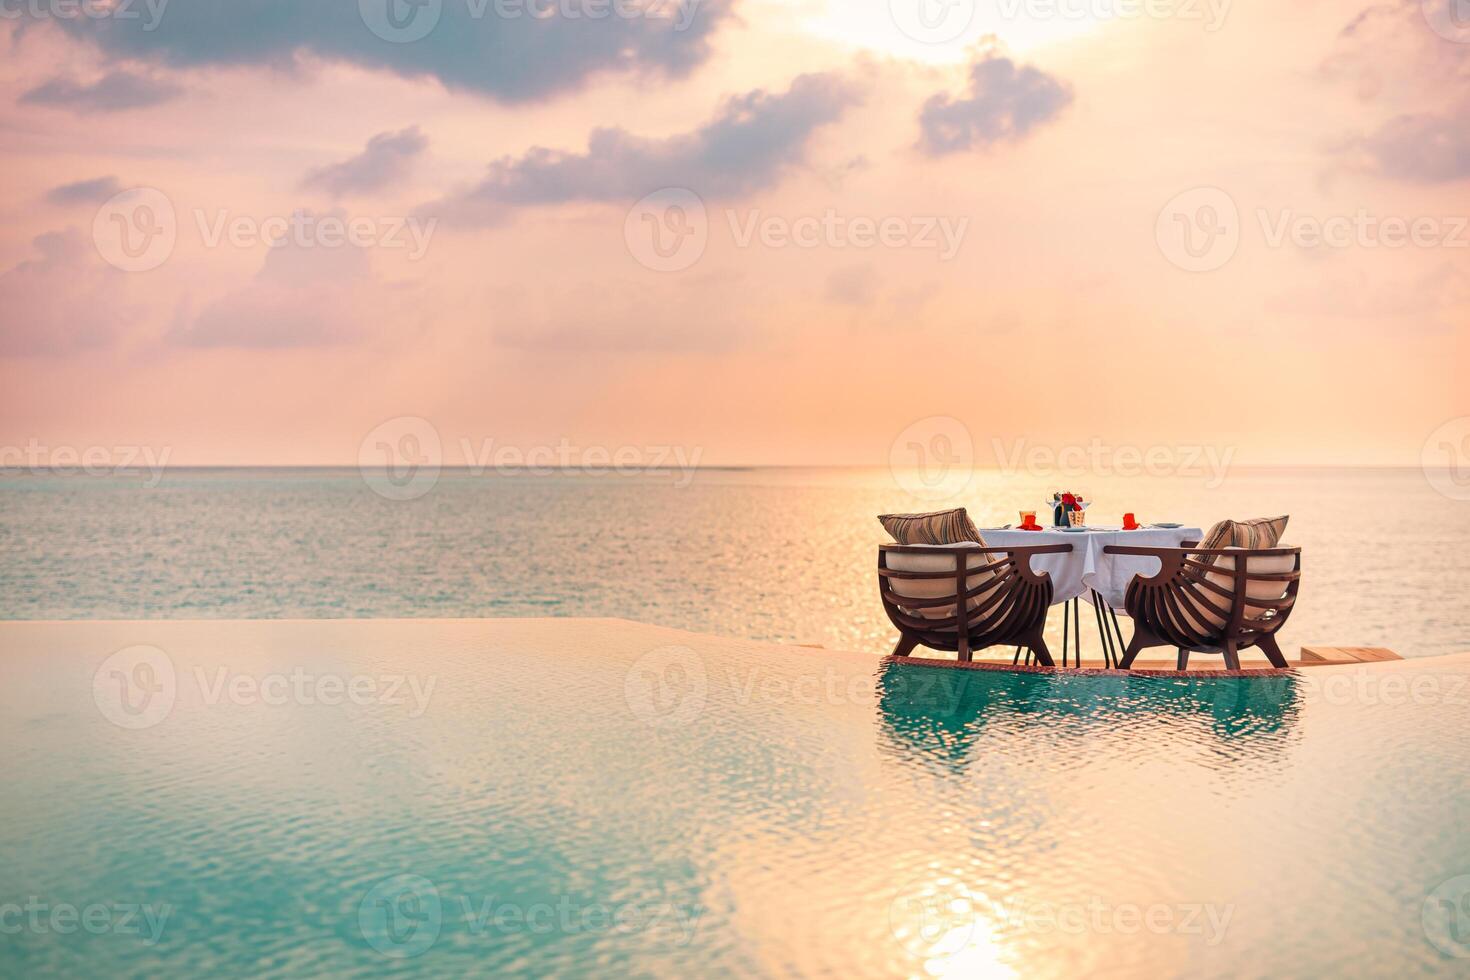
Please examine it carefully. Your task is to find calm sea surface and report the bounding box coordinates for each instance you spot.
[2,466,1467,658]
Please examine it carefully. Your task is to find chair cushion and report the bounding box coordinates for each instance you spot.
[878,508,985,546]
[883,543,1002,623]
[1196,515,1289,552]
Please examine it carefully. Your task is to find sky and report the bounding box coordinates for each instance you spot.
[1,0,1467,468]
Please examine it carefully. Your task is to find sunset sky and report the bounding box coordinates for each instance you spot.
[2,0,1467,467]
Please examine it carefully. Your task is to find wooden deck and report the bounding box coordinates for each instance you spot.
[956,645,1404,673]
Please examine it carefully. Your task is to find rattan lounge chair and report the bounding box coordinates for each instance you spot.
[1102,544,1301,670]
[878,542,1073,666]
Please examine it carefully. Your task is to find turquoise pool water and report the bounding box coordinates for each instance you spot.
[1,620,1467,977]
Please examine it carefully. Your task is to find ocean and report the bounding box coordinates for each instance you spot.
[2,466,1466,658]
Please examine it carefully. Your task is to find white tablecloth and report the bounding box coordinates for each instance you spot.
[979,526,1203,610]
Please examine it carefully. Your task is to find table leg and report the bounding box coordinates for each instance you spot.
[1062,598,1071,668]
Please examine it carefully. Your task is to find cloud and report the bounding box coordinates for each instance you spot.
[1358,109,1470,183]
[0,229,136,355]
[426,71,860,224]
[46,176,124,206]
[918,55,1072,155]
[302,126,429,197]
[20,69,182,113]
[39,0,734,103]
[824,263,876,306]
[169,214,397,349]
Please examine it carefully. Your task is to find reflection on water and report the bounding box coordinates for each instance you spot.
[876,662,1302,772]
[1,620,1466,978]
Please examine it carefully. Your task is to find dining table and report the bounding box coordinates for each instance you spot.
[979,524,1204,610]
[980,523,1204,667]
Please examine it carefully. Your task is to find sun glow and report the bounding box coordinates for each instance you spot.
[756,0,1111,63]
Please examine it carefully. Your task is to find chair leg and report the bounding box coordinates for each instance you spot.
[1029,634,1055,668]
[1256,633,1289,669]
[892,635,919,658]
[1222,640,1241,671]
[1012,645,1022,665]
[1119,634,1147,669]
[1092,591,1113,669]
[1176,647,1190,671]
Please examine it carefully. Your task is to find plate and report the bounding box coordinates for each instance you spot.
[1151,522,1183,529]
[1061,527,1091,533]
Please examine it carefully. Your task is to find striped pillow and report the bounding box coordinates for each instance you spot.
[878,508,986,546]
[1195,515,1289,559]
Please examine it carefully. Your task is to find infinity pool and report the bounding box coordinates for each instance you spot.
[1,619,1466,977]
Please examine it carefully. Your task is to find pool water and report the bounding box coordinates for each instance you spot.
[0,619,1467,977]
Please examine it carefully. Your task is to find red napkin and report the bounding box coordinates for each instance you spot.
[1018,519,1043,531]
